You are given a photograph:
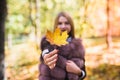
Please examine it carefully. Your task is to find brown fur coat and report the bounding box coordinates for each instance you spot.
[39,37,86,80]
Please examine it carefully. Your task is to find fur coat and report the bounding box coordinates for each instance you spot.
[39,36,86,80]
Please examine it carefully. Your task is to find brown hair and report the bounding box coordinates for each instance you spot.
[54,12,75,38]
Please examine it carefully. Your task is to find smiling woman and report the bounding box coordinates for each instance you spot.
[57,16,71,33]
[39,12,86,80]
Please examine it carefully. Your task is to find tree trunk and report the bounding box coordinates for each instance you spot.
[35,0,40,47]
[0,0,7,80]
[29,0,40,49]
[106,0,112,49]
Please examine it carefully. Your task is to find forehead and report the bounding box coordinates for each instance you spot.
[58,16,68,22]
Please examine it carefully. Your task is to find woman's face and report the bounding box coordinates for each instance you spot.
[57,16,71,33]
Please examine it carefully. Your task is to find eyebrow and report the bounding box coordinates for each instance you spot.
[58,21,69,23]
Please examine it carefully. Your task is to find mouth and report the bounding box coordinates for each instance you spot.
[60,30,66,35]
[61,29,66,32]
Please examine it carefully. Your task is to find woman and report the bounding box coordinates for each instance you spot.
[39,12,86,80]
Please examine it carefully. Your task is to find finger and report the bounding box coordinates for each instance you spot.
[49,64,56,69]
[48,58,57,65]
[43,49,58,61]
[45,54,58,64]
[48,59,57,69]
[66,64,69,71]
[67,60,72,63]
[44,53,49,59]
[44,52,58,62]
[49,49,59,57]
[66,62,71,66]
[48,59,57,67]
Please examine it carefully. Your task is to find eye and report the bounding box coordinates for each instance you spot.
[58,22,62,25]
[65,22,69,25]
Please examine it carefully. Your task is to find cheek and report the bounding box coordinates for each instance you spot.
[57,25,60,28]
[67,26,71,33]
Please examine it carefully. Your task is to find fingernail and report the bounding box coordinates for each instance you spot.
[53,64,56,67]
[55,54,58,56]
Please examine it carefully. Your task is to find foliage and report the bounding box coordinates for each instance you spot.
[6,0,120,43]
[39,0,86,36]
[46,27,68,46]
[85,64,120,80]
[6,0,30,38]
[5,39,120,80]
[5,42,40,80]
[5,0,120,80]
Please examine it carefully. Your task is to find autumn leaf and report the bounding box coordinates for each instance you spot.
[46,27,68,46]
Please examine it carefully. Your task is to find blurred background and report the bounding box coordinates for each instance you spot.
[3,0,120,80]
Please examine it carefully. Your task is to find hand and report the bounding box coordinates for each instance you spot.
[43,49,58,69]
[66,60,81,75]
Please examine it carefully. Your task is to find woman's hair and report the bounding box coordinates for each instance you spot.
[54,12,75,38]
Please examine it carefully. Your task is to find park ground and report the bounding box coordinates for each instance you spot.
[5,38,120,80]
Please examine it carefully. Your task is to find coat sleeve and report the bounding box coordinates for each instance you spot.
[40,36,54,51]
[71,58,86,80]
[71,38,86,79]
[56,55,67,69]
[39,36,51,80]
[77,39,86,79]
[40,36,54,61]
[40,36,68,70]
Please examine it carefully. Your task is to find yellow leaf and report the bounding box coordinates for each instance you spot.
[46,27,68,46]
[46,30,53,43]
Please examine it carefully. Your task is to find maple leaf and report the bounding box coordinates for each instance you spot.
[46,27,68,46]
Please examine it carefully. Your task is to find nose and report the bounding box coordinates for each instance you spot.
[60,23,66,29]
[60,25,66,32]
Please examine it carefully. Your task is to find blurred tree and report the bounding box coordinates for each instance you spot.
[6,0,30,44]
[6,0,120,43]
[78,0,94,38]
[29,0,40,48]
[0,0,7,79]
[106,0,112,49]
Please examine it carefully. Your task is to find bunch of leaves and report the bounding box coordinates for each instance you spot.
[85,64,120,80]
[46,27,68,46]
